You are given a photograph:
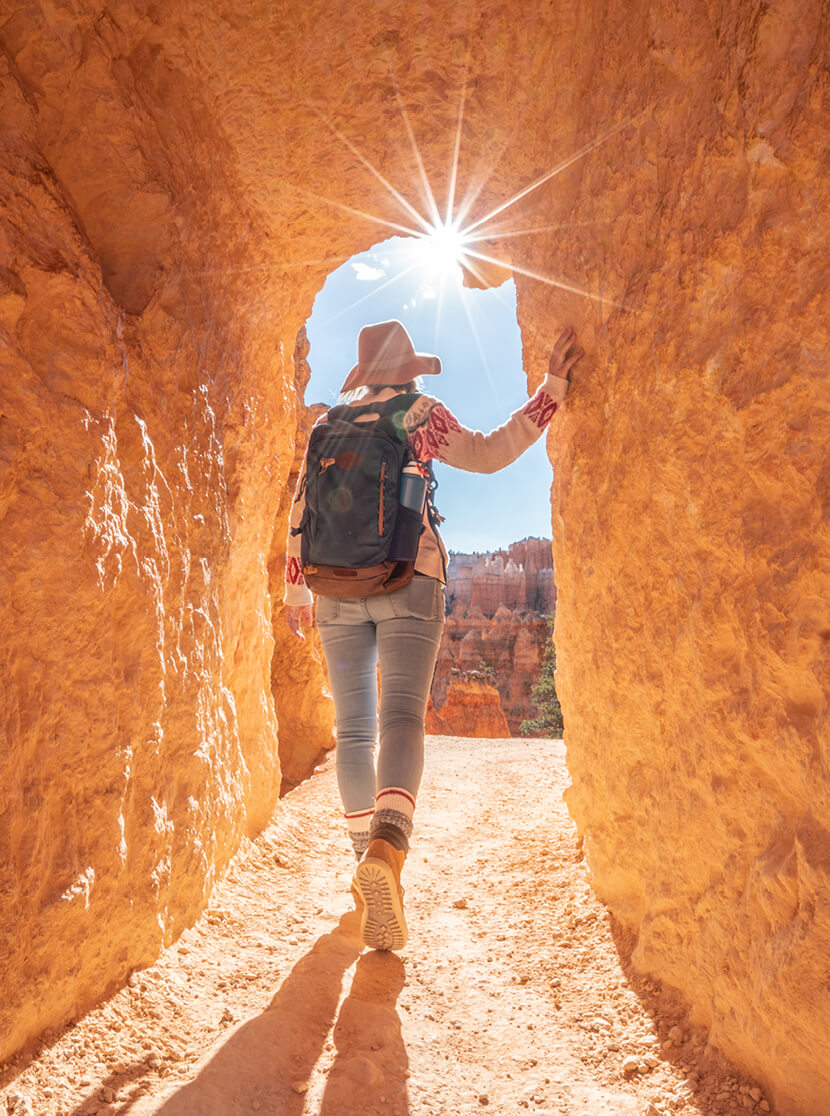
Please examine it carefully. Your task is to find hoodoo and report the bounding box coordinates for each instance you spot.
[0,3,827,1112]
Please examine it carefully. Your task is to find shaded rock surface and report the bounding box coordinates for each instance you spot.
[0,4,827,1113]
[268,326,335,793]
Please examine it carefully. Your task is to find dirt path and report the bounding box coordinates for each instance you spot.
[2,737,776,1116]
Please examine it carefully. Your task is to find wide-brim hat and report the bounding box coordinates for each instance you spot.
[340,320,441,393]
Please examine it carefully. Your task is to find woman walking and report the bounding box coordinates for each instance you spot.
[285,319,581,951]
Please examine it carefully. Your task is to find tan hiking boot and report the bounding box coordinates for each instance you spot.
[353,838,407,951]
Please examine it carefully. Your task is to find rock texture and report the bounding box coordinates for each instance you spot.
[432,601,549,735]
[268,328,335,793]
[1,3,828,1112]
[427,672,511,739]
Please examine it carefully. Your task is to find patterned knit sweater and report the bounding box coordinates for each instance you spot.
[284,372,568,606]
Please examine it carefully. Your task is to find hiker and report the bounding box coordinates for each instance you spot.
[284,319,582,951]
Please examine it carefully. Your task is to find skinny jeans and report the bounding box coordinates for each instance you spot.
[315,574,445,814]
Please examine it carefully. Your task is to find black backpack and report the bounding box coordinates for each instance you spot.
[292,393,436,598]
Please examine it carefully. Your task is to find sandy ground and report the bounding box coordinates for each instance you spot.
[2,737,778,1116]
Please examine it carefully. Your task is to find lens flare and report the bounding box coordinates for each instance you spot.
[414,220,470,280]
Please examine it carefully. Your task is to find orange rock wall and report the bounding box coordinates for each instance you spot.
[1,3,828,1111]
[536,7,830,1115]
[268,328,336,793]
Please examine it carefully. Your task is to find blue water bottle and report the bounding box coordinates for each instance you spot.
[400,462,428,515]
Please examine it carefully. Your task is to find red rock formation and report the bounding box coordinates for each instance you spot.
[432,672,511,739]
[432,601,548,734]
[424,695,449,736]
[1,4,828,1110]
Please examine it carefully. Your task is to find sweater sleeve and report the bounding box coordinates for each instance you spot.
[406,373,568,473]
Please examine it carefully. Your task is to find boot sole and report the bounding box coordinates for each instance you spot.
[354,856,408,951]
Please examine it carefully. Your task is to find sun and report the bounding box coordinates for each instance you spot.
[411,220,471,281]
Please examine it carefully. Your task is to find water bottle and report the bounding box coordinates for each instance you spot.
[400,462,428,515]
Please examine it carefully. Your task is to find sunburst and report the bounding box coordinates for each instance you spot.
[300,85,634,326]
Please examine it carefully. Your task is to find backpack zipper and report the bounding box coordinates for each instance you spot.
[378,460,387,535]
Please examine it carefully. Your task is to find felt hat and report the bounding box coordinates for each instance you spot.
[340,320,442,393]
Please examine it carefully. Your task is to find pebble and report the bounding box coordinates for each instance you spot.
[478,1095,490,1106]
[291,1080,309,1094]
[760,1102,770,1112]
[644,1054,660,1068]
[7,1094,35,1116]
[669,1025,684,1044]
[453,898,468,909]
[749,1087,762,1102]
[622,1055,641,1077]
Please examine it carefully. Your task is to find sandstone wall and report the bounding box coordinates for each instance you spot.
[1,2,828,1111]
[268,328,335,793]
[533,7,830,1115]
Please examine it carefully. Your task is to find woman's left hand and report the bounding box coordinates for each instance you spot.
[286,603,314,640]
[548,327,584,381]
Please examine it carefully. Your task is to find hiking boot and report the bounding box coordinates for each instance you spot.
[353,838,407,951]
[349,881,364,913]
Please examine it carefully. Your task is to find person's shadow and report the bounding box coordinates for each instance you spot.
[319,950,409,1114]
[148,909,409,1115]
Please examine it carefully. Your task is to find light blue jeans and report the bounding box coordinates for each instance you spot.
[316,574,445,815]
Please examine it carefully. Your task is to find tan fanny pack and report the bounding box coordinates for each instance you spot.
[303,560,415,599]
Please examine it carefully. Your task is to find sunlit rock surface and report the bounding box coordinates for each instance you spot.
[430,672,511,739]
[1,3,828,1110]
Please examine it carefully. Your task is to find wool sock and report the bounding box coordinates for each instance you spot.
[345,807,374,860]
[370,787,415,854]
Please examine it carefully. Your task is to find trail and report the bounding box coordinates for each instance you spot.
[2,738,775,1116]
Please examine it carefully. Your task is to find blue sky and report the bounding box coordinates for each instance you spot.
[304,235,554,553]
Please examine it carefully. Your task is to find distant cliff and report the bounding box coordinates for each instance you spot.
[431,538,555,735]
[446,537,556,616]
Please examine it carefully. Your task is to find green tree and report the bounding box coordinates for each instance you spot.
[520,616,564,738]
[477,659,496,682]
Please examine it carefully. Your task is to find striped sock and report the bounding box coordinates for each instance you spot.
[371,787,415,853]
[345,807,374,860]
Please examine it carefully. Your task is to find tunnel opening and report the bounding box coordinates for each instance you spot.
[269,231,559,794]
[302,234,555,553]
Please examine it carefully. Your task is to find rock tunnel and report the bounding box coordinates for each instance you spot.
[1,2,828,1112]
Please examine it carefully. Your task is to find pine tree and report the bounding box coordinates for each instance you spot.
[520,615,564,738]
